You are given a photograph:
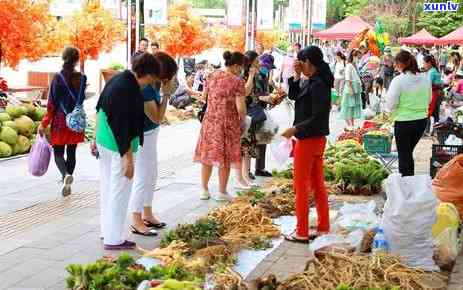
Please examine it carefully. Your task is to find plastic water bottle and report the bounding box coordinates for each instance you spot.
[372,227,389,254]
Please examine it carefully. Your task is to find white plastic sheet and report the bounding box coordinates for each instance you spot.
[382,174,439,271]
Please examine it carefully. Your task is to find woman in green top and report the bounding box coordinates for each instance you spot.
[386,50,431,176]
[94,53,160,250]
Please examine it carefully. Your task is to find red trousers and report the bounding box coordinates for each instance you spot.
[293,137,330,237]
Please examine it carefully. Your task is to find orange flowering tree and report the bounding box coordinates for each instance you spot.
[60,0,125,72]
[215,27,246,52]
[0,0,56,69]
[147,3,214,58]
[256,30,281,51]
[215,27,281,52]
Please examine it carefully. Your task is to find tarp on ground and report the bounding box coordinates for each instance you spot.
[438,26,463,45]
[313,16,372,41]
[399,29,438,45]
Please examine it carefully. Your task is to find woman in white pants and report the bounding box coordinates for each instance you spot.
[94,53,160,250]
[129,52,178,236]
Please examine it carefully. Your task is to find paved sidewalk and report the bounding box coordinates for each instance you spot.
[1,103,448,289]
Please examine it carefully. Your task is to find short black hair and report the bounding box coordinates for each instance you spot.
[297,46,324,68]
[140,37,149,43]
[223,51,245,67]
[132,53,160,78]
[154,52,178,81]
[151,42,160,49]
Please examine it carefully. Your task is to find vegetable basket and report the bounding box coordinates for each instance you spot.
[363,134,392,154]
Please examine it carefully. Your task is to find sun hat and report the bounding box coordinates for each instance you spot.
[259,53,276,70]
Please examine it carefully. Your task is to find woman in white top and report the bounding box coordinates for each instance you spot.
[333,51,346,102]
[340,49,363,129]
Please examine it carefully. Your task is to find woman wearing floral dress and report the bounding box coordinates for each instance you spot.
[194,51,247,201]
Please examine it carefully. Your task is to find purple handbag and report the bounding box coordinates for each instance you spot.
[28,134,52,177]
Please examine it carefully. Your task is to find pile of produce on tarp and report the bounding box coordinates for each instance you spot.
[324,140,389,195]
[278,251,447,290]
[66,253,201,290]
[0,104,46,158]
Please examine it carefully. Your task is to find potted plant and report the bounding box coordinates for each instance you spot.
[101,63,125,82]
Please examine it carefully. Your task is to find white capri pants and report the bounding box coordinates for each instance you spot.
[129,127,159,214]
[98,145,134,245]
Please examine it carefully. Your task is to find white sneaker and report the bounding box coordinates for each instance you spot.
[234,182,251,190]
[200,190,211,200]
[61,175,73,197]
[214,192,231,202]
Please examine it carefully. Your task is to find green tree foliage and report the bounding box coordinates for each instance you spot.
[417,0,463,37]
[378,15,410,38]
[187,0,225,9]
[344,0,369,16]
[327,0,345,24]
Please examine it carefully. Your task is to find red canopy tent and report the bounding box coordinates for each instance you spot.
[399,29,437,45]
[313,16,372,40]
[438,26,463,45]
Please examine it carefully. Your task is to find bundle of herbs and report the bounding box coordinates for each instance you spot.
[66,252,198,290]
[160,218,225,255]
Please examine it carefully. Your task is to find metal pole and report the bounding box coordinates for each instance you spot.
[308,0,313,45]
[245,0,251,50]
[127,0,131,67]
[251,0,257,50]
[302,0,308,47]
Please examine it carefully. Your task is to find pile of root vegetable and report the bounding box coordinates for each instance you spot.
[279,251,447,290]
[135,177,299,289]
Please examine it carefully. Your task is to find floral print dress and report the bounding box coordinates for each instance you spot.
[194,71,245,168]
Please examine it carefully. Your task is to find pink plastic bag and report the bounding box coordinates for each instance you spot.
[28,134,52,177]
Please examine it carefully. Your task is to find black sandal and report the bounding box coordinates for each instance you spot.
[143,220,167,229]
[130,225,158,236]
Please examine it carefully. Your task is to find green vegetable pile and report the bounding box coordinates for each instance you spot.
[236,186,266,206]
[160,218,225,254]
[271,164,293,179]
[0,104,46,158]
[324,140,389,195]
[66,252,198,290]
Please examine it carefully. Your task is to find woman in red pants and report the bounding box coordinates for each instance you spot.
[282,46,334,243]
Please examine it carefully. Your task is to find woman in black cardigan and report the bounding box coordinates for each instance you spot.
[282,46,334,243]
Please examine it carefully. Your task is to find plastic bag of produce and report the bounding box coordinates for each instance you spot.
[433,154,463,219]
[310,234,348,252]
[270,137,293,166]
[256,111,279,145]
[335,201,379,231]
[433,228,460,271]
[28,134,52,177]
[382,174,439,271]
